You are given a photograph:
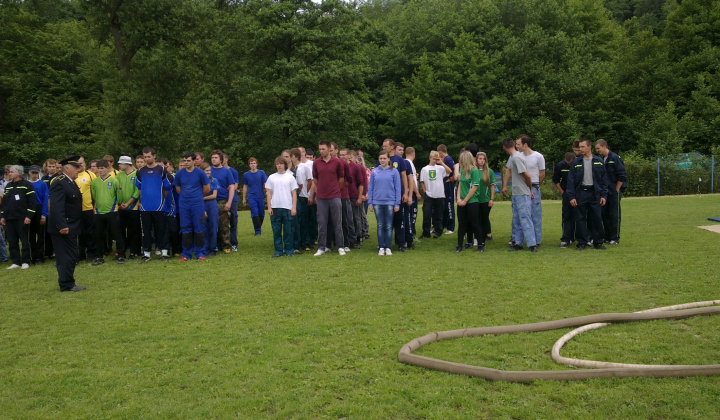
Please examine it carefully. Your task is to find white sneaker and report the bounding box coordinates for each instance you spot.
[21,263,29,269]
[338,248,346,256]
[378,248,385,256]
[155,249,161,255]
[344,247,350,252]
[6,264,20,270]
[444,230,454,235]
[314,249,325,257]
[385,248,392,256]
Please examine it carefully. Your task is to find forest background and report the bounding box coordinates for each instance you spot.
[1,0,719,181]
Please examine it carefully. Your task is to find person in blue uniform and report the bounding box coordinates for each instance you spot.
[135,147,172,262]
[242,158,268,236]
[173,153,210,261]
[47,156,86,291]
[594,139,626,245]
[553,152,576,247]
[28,165,49,264]
[566,139,608,250]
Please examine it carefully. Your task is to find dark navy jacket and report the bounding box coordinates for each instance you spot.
[566,155,608,202]
[552,160,572,191]
[48,174,83,235]
[603,151,627,192]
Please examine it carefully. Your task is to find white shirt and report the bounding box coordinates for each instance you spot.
[524,151,545,184]
[265,172,298,210]
[419,165,447,199]
[295,162,313,199]
[406,159,419,190]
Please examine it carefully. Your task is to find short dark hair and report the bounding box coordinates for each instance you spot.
[318,140,331,148]
[395,142,404,149]
[595,139,608,148]
[90,159,100,166]
[142,147,156,155]
[195,152,204,160]
[96,159,109,168]
[158,158,169,165]
[502,138,515,149]
[136,155,144,160]
[517,134,532,148]
[183,152,196,160]
[383,138,395,147]
[330,142,339,151]
[290,148,301,160]
[565,152,575,161]
[572,140,581,148]
[580,139,592,147]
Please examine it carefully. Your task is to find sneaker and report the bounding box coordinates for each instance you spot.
[179,256,188,262]
[378,248,385,256]
[608,240,619,245]
[530,245,539,253]
[384,248,392,256]
[421,233,431,239]
[588,239,594,246]
[155,249,161,256]
[231,245,238,252]
[508,245,523,252]
[21,263,30,269]
[338,248,346,256]
[293,250,301,255]
[272,254,281,258]
[444,230,454,235]
[507,240,514,246]
[432,233,441,239]
[344,247,350,252]
[304,247,311,252]
[559,242,569,248]
[223,249,231,254]
[478,245,485,253]
[140,256,151,263]
[454,246,463,253]
[198,256,206,261]
[129,253,137,260]
[594,244,607,250]
[576,244,586,251]
[464,242,473,249]
[161,255,170,262]
[397,246,407,252]
[117,258,125,264]
[92,258,104,266]
[314,249,325,257]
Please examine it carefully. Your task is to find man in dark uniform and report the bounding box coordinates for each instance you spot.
[566,139,608,251]
[48,156,86,292]
[595,139,626,245]
[553,152,576,248]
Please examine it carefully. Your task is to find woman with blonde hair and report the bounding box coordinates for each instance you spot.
[454,151,485,253]
[476,152,496,242]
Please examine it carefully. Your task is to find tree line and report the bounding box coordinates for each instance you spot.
[1,0,719,172]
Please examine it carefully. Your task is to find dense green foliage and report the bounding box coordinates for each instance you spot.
[1,0,719,169]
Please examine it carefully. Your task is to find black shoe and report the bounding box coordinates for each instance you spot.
[129,253,137,260]
[421,233,431,238]
[350,244,361,249]
[477,245,485,253]
[594,244,607,250]
[92,258,104,266]
[35,260,45,265]
[508,245,523,252]
[464,242,473,249]
[577,244,586,251]
[433,233,441,239]
[486,235,494,241]
[139,256,151,263]
[455,246,463,253]
[63,285,86,292]
[530,245,539,253]
[398,246,407,252]
[161,255,170,262]
[407,243,416,250]
[117,257,125,264]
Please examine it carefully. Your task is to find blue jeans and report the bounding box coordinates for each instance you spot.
[374,205,393,249]
[531,185,542,244]
[0,227,7,262]
[511,195,536,247]
[271,208,294,255]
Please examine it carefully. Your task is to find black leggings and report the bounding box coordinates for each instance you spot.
[457,202,483,248]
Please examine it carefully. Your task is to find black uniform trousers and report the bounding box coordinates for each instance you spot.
[118,210,141,256]
[573,188,604,246]
[28,205,45,263]
[561,192,575,243]
[456,202,483,248]
[5,218,30,265]
[165,215,181,255]
[94,212,124,258]
[78,210,96,260]
[140,211,168,253]
[422,196,444,237]
[51,233,79,291]
[602,190,621,242]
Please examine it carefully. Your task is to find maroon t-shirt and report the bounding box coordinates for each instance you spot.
[312,157,345,200]
[340,158,352,200]
[348,162,366,199]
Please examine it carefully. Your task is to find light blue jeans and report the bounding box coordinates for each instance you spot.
[511,195,537,247]
[374,205,393,249]
[531,185,542,245]
[0,227,7,262]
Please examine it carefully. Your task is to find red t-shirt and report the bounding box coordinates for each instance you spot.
[312,157,345,200]
[340,158,352,200]
[348,162,367,199]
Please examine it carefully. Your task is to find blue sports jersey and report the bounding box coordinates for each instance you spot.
[210,166,235,201]
[136,165,171,211]
[242,170,268,200]
[162,173,176,215]
[31,179,49,217]
[173,167,209,207]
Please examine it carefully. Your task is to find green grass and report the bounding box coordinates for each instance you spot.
[2,195,720,418]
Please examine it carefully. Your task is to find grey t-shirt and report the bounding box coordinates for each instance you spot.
[524,151,545,184]
[507,151,531,196]
[582,157,593,186]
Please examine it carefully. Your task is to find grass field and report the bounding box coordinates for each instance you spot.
[1,194,719,418]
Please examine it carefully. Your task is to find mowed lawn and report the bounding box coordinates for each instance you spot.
[1,194,719,418]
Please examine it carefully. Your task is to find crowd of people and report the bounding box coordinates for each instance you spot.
[0,136,626,291]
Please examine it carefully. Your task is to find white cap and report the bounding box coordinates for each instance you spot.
[118,156,133,165]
